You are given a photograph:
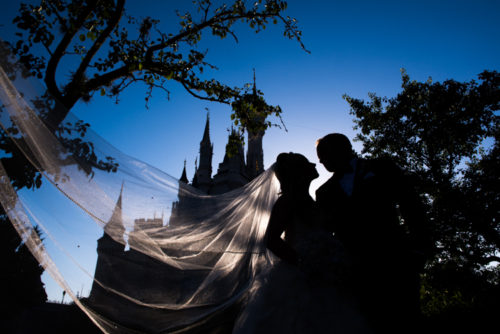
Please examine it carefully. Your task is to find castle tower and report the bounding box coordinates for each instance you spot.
[89,184,126,303]
[179,160,189,184]
[195,113,213,192]
[191,158,199,188]
[211,128,248,194]
[102,183,126,248]
[246,72,265,180]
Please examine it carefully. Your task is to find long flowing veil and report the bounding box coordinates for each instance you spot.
[0,43,280,333]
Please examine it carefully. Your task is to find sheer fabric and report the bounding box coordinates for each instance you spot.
[0,44,280,333]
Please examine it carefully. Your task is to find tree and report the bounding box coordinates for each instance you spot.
[0,215,47,318]
[2,0,305,190]
[344,69,500,318]
[0,0,306,313]
[10,0,305,128]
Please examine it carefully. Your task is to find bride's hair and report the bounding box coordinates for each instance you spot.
[274,152,310,194]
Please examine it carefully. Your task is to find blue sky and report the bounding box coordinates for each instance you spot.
[1,1,499,190]
[1,0,500,300]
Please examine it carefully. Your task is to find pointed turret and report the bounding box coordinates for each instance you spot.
[212,127,248,194]
[224,127,245,166]
[246,70,265,180]
[103,183,126,246]
[191,157,199,188]
[202,113,211,143]
[180,160,189,183]
[90,183,126,303]
[195,113,213,192]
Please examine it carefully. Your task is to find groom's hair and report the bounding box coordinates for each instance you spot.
[316,133,352,158]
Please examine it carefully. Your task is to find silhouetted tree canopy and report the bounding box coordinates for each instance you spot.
[0,0,305,313]
[0,213,47,317]
[1,0,304,191]
[344,69,500,318]
[9,0,305,128]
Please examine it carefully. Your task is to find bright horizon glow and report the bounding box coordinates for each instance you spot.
[1,0,499,301]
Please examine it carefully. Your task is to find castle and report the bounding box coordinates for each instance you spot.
[179,110,265,195]
[87,89,267,330]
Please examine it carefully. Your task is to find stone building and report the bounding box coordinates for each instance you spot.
[181,110,265,195]
[88,90,267,329]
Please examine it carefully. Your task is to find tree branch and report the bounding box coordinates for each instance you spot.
[45,0,99,106]
[145,10,277,62]
[72,0,125,87]
[45,0,68,31]
[84,65,130,92]
[180,81,231,104]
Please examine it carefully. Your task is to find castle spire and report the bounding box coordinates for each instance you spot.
[103,182,126,245]
[202,112,210,143]
[192,157,199,187]
[195,112,213,192]
[211,127,247,194]
[223,127,245,163]
[246,70,265,180]
[90,183,127,303]
[180,160,189,183]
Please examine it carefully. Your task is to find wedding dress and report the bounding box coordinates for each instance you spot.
[233,196,373,334]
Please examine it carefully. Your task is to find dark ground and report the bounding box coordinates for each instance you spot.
[1,301,495,334]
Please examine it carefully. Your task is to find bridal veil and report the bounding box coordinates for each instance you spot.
[0,43,280,333]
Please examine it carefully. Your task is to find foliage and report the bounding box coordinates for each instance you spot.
[1,0,306,312]
[0,2,298,278]
[0,210,47,318]
[344,69,500,317]
[225,126,245,157]
[9,0,305,128]
[420,261,500,317]
[2,0,303,189]
[230,75,285,134]
[0,92,119,191]
[227,72,285,155]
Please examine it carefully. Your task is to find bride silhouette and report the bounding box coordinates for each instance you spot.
[233,153,372,334]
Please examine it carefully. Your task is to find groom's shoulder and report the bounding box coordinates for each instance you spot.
[315,176,337,197]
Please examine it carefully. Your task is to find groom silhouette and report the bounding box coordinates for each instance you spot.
[315,133,431,333]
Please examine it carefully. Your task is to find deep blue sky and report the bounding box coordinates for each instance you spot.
[2,0,499,192]
[1,0,500,300]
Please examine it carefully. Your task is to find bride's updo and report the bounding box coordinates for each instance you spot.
[274,152,315,194]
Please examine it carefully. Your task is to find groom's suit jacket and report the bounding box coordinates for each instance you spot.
[316,158,429,262]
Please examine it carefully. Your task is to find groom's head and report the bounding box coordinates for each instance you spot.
[316,133,353,173]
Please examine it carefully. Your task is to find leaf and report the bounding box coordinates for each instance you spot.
[100,88,105,96]
[87,31,97,41]
[79,34,86,42]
